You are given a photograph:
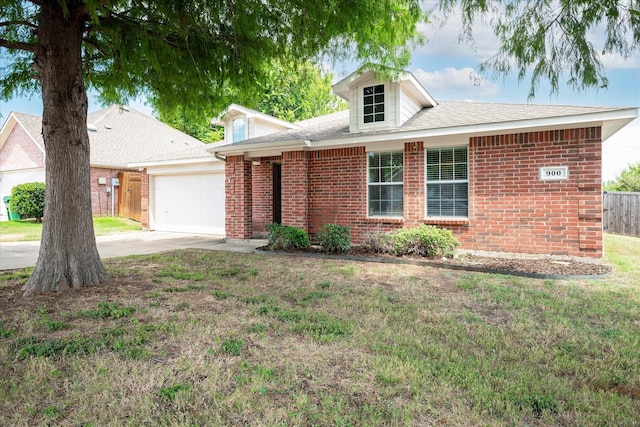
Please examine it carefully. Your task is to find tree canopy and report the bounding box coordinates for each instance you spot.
[155,60,347,142]
[1,0,423,114]
[438,0,640,98]
[0,0,426,296]
[604,162,640,192]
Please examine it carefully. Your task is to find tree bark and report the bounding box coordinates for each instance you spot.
[22,2,110,297]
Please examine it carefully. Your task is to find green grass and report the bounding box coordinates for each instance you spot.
[0,216,141,242]
[0,235,638,426]
[605,233,640,279]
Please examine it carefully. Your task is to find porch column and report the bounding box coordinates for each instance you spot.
[225,155,253,239]
[281,150,308,231]
[140,168,149,230]
[576,127,603,256]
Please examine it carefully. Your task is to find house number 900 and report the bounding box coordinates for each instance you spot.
[540,166,568,181]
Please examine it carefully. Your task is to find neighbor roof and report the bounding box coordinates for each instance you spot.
[1,106,207,169]
[213,101,637,156]
[1,112,46,152]
[87,106,206,168]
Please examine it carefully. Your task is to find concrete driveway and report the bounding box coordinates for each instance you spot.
[0,232,266,270]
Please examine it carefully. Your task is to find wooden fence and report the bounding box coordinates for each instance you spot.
[603,192,640,237]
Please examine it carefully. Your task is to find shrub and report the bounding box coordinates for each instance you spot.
[361,230,396,254]
[10,182,45,221]
[393,225,459,258]
[265,223,311,251]
[362,225,459,259]
[316,224,351,253]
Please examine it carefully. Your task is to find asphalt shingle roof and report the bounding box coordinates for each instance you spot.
[226,101,625,147]
[87,106,206,167]
[10,106,208,168]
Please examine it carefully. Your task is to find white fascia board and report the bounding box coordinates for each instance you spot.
[400,73,438,108]
[1,114,46,155]
[90,162,134,170]
[128,156,220,169]
[143,161,225,175]
[210,139,309,157]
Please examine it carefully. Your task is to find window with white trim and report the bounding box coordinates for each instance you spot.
[368,151,403,217]
[232,118,246,143]
[426,147,468,217]
[363,84,385,123]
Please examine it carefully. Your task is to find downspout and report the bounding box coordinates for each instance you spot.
[214,152,227,162]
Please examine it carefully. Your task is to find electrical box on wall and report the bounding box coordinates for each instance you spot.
[98,177,107,185]
[111,178,120,186]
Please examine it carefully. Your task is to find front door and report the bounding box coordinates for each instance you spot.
[273,164,282,224]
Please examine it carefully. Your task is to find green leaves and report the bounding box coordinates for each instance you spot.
[440,0,639,98]
[10,182,45,221]
[2,0,426,116]
[604,162,640,192]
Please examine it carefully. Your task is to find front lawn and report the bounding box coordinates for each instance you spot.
[0,235,638,425]
[0,216,141,242]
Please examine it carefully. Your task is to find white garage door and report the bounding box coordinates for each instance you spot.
[153,172,225,235]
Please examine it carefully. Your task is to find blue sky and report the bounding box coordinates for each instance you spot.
[2,10,638,181]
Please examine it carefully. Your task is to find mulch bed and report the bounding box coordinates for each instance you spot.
[258,246,612,278]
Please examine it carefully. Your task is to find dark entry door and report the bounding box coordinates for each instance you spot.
[273,164,282,224]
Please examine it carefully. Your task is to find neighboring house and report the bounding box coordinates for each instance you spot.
[0,106,205,222]
[131,104,295,234]
[211,67,638,258]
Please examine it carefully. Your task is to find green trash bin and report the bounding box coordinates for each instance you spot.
[3,196,20,221]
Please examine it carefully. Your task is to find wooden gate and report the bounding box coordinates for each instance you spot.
[603,192,640,237]
[118,172,142,221]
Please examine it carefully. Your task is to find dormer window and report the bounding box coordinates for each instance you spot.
[363,84,385,123]
[232,118,246,143]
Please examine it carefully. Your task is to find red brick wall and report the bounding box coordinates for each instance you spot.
[89,167,126,217]
[0,122,44,170]
[281,151,308,230]
[225,155,253,239]
[140,169,149,229]
[252,157,281,235]
[307,147,369,237]
[464,127,602,257]
[232,126,603,257]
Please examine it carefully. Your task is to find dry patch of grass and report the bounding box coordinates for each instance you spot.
[0,247,638,426]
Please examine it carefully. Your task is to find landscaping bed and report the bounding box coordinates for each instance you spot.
[260,245,612,278]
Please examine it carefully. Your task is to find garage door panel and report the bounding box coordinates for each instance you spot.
[153,173,225,234]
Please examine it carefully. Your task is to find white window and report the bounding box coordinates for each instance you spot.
[426,147,468,217]
[232,118,246,143]
[363,84,385,124]
[368,151,403,217]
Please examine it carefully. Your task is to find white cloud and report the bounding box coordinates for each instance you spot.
[419,5,640,71]
[602,117,640,181]
[414,67,501,99]
[417,8,501,62]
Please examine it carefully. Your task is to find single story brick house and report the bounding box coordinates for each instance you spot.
[0,106,205,222]
[211,68,637,258]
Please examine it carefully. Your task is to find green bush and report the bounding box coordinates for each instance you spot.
[362,225,459,259]
[265,223,311,251]
[316,224,351,253]
[10,182,45,221]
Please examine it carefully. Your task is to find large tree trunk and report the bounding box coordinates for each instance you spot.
[22,3,110,297]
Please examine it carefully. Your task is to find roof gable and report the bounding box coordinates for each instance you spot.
[332,67,437,108]
[2,107,207,169]
[0,112,46,171]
